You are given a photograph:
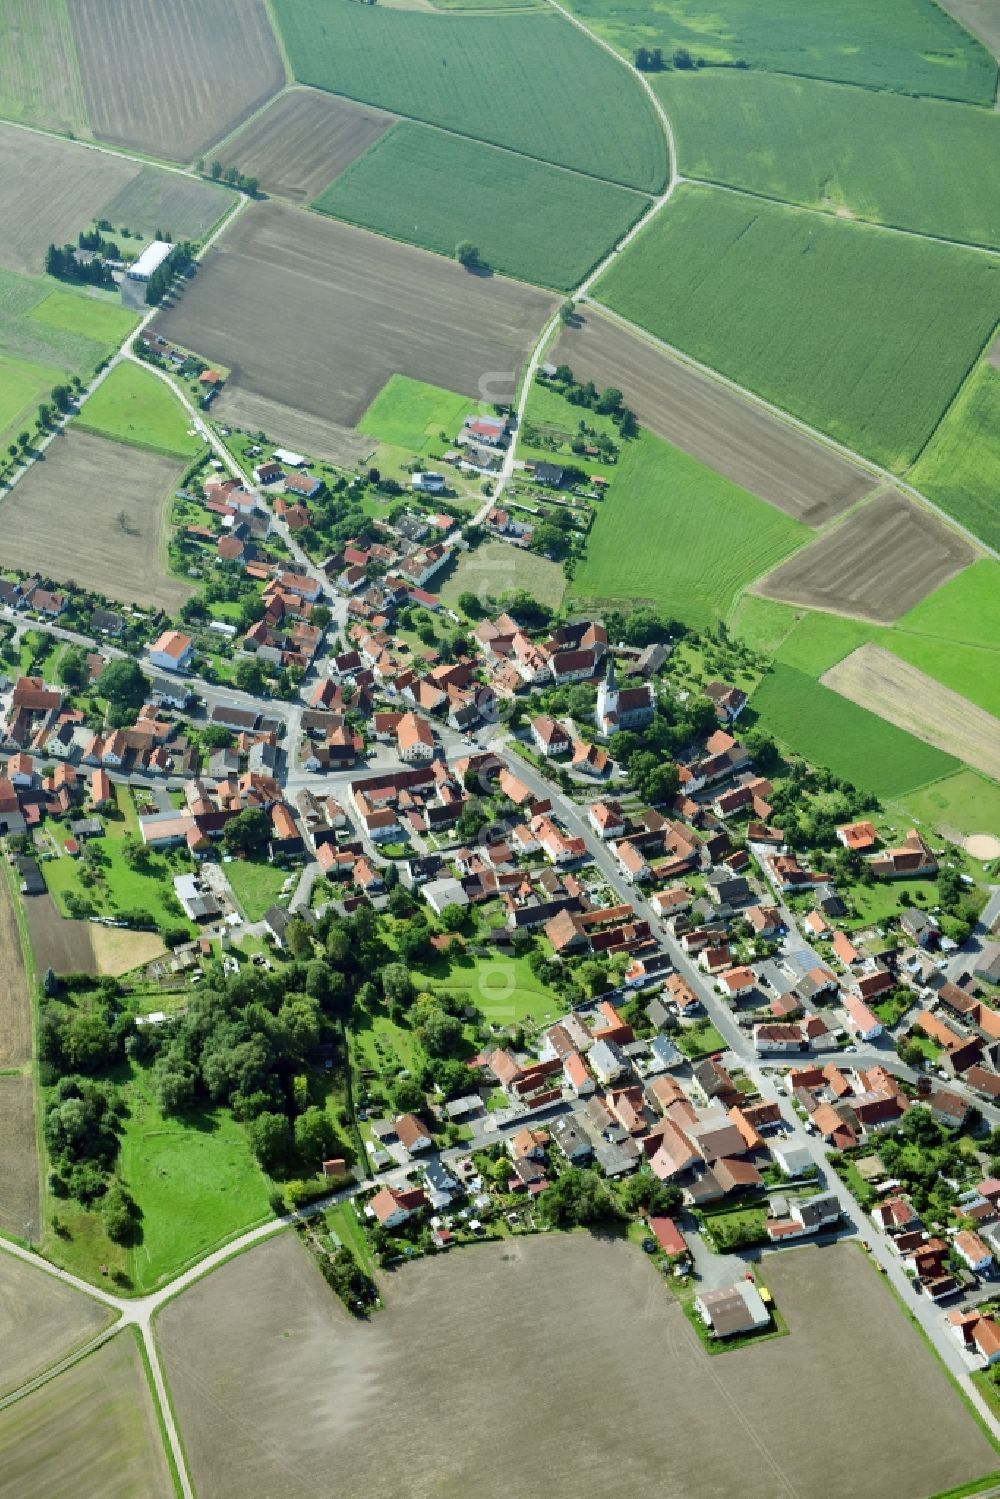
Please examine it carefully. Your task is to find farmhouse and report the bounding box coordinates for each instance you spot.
[695,1281,770,1339]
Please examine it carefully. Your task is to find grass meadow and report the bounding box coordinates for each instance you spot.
[560,0,997,102]
[569,428,808,629]
[749,662,958,798]
[910,360,1000,551]
[0,0,90,137]
[0,269,136,377]
[30,288,137,347]
[76,360,201,457]
[357,372,471,452]
[656,70,1000,250]
[0,349,64,447]
[270,0,667,192]
[902,771,1000,840]
[224,858,290,923]
[314,122,648,291]
[595,185,1000,471]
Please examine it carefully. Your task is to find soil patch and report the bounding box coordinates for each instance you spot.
[153,200,555,439]
[0,1251,112,1399]
[22,893,95,976]
[0,1078,39,1243]
[554,306,876,526]
[69,0,284,163]
[967,833,1000,859]
[758,487,976,622]
[0,877,31,1065]
[821,643,1000,780]
[220,88,395,203]
[157,1232,992,1499]
[0,429,192,613]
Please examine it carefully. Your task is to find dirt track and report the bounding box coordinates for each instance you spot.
[822,644,1000,779]
[1,430,191,614]
[157,1233,991,1499]
[154,201,556,442]
[220,88,395,204]
[554,307,876,525]
[70,0,284,162]
[758,487,976,621]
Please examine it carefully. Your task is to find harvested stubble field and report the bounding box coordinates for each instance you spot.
[22,894,95,976]
[98,165,234,245]
[553,308,875,525]
[821,644,1000,782]
[0,1330,174,1499]
[0,1254,113,1400]
[0,1079,39,1244]
[154,201,555,435]
[0,430,192,613]
[595,184,1000,472]
[271,0,667,192]
[561,0,997,103]
[0,124,134,276]
[656,70,1000,250]
[157,1233,993,1499]
[0,0,89,137]
[69,0,284,162]
[757,488,976,623]
[220,88,395,203]
[0,879,31,1069]
[213,386,373,469]
[314,121,648,292]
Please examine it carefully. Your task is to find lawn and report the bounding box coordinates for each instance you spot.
[594,184,1000,471]
[414,951,567,1027]
[728,593,800,654]
[119,1063,271,1293]
[270,0,668,192]
[568,428,809,629]
[441,541,566,613]
[520,379,623,475]
[29,289,138,348]
[324,1200,374,1276]
[357,372,471,454]
[351,1006,425,1077]
[749,662,958,799]
[75,360,202,457]
[840,876,940,931]
[559,0,997,102]
[677,1020,725,1059]
[655,70,1000,249]
[901,772,1000,841]
[313,121,648,291]
[224,858,291,923]
[910,365,1000,551]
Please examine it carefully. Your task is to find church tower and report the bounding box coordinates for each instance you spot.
[596,653,618,732]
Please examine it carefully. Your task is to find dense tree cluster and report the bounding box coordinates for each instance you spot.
[44,242,114,288]
[543,366,639,439]
[144,241,195,306]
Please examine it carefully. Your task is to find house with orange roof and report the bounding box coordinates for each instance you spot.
[837,821,877,852]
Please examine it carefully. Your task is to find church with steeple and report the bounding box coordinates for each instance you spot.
[595,653,655,736]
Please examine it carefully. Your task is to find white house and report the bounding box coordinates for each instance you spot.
[148,630,193,673]
[955,1230,994,1275]
[588,1039,626,1085]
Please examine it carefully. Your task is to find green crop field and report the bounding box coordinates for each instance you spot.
[728,594,800,654]
[749,662,958,798]
[120,1063,271,1293]
[0,0,89,137]
[569,428,808,629]
[270,0,667,192]
[76,360,201,457]
[30,289,138,348]
[595,185,1000,471]
[0,349,65,446]
[895,561,1000,647]
[313,122,647,291]
[655,71,1000,250]
[358,372,471,452]
[559,0,996,102]
[909,360,1000,551]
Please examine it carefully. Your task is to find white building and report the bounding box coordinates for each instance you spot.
[126,240,173,282]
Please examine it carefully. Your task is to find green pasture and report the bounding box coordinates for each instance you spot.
[910,362,1000,551]
[0,349,65,446]
[559,0,997,102]
[75,360,202,457]
[30,289,137,347]
[441,542,566,612]
[270,0,668,192]
[0,268,133,375]
[357,372,471,453]
[569,428,808,629]
[901,772,1000,840]
[895,561,1000,648]
[748,662,958,798]
[594,185,1000,472]
[655,70,1000,250]
[313,121,648,291]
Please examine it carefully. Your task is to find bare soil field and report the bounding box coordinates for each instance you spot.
[213,385,373,468]
[69,0,285,163]
[0,430,192,613]
[23,893,95,976]
[0,878,31,1067]
[90,927,166,977]
[220,87,395,203]
[0,124,136,276]
[0,1079,39,1244]
[554,308,876,526]
[939,0,1000,63]
[0,1329,174,1498]
[757,487,976,621]
[154,201,555,442]
[157,1232,990,1499]
[821,643,1000,780]
[0,1253,113,1399]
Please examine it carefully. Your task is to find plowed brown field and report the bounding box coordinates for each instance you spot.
[757,488,976,621]
[554,307,876,525]
[154,201,555,441]
[70,0,284,162]
[219,88,394,203]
